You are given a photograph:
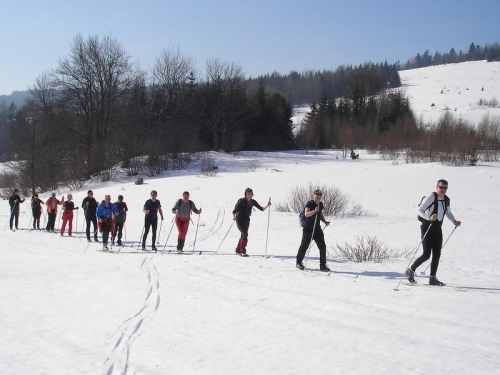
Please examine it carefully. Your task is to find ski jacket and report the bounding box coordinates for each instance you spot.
[46,197,63,214]
[9,194,25,212]
[172,199,200,219]
[233,198,264,220]
[303,200,324,228]
[96,202,118,221]
[417,193,456,224]
[114,201,128,223]
[82,197,98,218]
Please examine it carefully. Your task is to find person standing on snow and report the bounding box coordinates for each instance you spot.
[295,189,331,272]
[112,195,128,246]
[45,193,64,232]
[142,190,164,251]
[172,191,202,252]
[232,188,271,256]
[60,193,79,236]
[82,190,99,242]
[31,193,45,230]
[9,189,25,230]
[96,195,118,251]
[406,179,461,286]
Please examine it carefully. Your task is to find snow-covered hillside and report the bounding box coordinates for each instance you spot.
[399,60,500,125]
[1,150,499,375]
[292,60,500,130]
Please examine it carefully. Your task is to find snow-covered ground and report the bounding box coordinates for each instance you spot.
[1,149,499,375]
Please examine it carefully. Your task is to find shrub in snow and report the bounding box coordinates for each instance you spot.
[274,182,366,217]
[331,235,408,262]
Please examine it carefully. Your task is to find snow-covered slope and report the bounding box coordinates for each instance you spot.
[399,60,500,125]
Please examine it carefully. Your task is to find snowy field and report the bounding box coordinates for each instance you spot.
[1,149,499,375]
[1,61,500,374]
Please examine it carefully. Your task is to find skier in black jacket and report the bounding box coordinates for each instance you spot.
[82,190,99,242]
[232,188,271,256]
[112,195,128,246]
[9,189,25,230]
[295,189,330,272]
[142,190,164,251]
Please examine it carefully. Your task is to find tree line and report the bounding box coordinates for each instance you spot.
[250,62,401,106]
[2,35,499,197]
[2,35,297,194]
[403,42,500,70]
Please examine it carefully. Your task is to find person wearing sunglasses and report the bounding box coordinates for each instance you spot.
[296,189,331,272]
[406,179,461,286]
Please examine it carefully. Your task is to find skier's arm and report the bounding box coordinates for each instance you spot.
[445,206,460,226]
[191,201,202,214]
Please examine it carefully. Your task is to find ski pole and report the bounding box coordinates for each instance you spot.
[157,218,163,245]
[192,209,201,254]
[75,208,79,236]
[4,203,16,231]
[265,197,271,258]
[214,220,235,255]
[162,216,176,254]
[394,223,433,291]
[137,223,145,252]
[124,222,127,243]
[420,225,458,275]
[303,213,319,270]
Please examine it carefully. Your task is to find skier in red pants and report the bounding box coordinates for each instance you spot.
[172,191,202,252]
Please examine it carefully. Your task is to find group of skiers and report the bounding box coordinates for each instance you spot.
[7,179,461,286]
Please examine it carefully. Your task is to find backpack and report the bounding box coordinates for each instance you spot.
[417,192,450,222]
[31,198,40,209]
[299,201,313,227]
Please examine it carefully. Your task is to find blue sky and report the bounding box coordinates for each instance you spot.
[1,0,499,95]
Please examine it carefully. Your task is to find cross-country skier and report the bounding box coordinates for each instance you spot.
[112,195,128,246]
[232,188,271,256]
[172,191,202,252]
[60,193,79,236]
[295,189,331,272]
[406,179,461,286]
[96,195,118,251]
[82,190,99,242]
[45,193,63,232]
[9,189,25,230]
[30,193,45,229]
[142,190,164,251]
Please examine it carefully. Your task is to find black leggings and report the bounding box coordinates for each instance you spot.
[296,226,327,265]
[114,222,124,241]
[411,223,443,276]
[236,218,250,240]
[143,219,158,245]
[86,216,98,240]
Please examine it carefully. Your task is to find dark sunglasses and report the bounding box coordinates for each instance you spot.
[438,186,448,190]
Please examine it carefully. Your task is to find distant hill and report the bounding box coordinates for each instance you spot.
[0,90,31,109]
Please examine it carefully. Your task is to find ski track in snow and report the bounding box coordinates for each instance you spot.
[103,257,161,375]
